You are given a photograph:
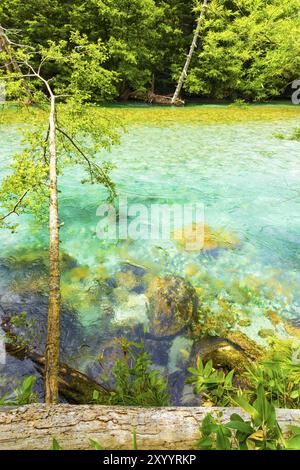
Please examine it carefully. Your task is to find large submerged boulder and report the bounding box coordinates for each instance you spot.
[145,275,199,338]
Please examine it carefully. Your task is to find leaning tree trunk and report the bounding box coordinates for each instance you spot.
[45,94,61,404]
[171,0,209,104]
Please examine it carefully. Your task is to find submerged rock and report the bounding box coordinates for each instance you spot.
[0,291,84,363]
[225,331,263,361]
[85,338,128,388]
[203,342,251,376]
[146,275,198,338]
[172,223,240,253]
[266,310,283,326]
[258,328,275,338]
[189,331,263,386]
[113,293,149,326]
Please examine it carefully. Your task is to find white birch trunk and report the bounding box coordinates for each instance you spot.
[172,0,209,104]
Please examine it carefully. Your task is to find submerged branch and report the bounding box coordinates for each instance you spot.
[1,315,112,404]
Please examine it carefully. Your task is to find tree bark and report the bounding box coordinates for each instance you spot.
[0,405,299,450]
[45,94,61,404]
[172,0,209,104]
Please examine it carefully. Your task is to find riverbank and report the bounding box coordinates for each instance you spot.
[1,102,300,127]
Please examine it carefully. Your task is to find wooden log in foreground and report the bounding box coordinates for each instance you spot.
[0,405,299,450]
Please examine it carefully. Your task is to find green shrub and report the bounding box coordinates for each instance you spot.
[93,339,170,407]
[245,340,300,409]
[186,358,236,406]
[0,376,37,405]
[197,384,300,450]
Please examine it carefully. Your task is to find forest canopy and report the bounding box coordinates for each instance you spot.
[0,0,300,101]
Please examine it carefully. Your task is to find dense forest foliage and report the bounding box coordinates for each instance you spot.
[1,0,299,102]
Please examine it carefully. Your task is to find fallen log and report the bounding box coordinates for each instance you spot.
[148,91,185,106]
[0,405,299,450]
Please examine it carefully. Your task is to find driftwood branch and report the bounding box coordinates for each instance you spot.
[0,405,299,450]
[2,319,112,405]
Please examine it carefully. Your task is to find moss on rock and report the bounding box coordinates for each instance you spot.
[225,331,263,361]
[146,275,199,338]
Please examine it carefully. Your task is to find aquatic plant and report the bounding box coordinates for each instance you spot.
[197,385,300,450]
[93,339,170,407]
[275,128,300,141]
[89,439,104,450]
[51,438,63,451]
[6,311,42,352]
[290,128,300,141]
[187,358,236,407]
[0,376,37,406]
[193,304,237,338]
[188,338,300,410]
[244,340,300,409]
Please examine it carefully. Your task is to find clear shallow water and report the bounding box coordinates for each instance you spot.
[0,112,300,400]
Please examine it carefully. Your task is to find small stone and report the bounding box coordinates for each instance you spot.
[238,319,252,327]
[258,328,275,338]
[266,310,282,326]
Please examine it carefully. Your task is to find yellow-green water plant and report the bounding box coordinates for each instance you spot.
[276,128,300,141]
[186,358,236,406]
[93,339,170,407]
[0,376,37,406]
[197,385,300,451]
[244,340,300,409]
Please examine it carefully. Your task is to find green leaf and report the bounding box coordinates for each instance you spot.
[288,425,300,436]
[197,436,214,450]
[234,395,258,418]
[201,414,219,436]
[224,369,235,386]
[89,439,104,450]
[287,435,300,450]
[203,360,213,377]
[52,438,62,450]
[226,420,253,434]
[216,427,231,450]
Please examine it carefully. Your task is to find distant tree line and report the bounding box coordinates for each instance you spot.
[0,0,299,101]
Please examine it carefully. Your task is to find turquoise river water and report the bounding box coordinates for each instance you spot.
[0,108,300,403]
